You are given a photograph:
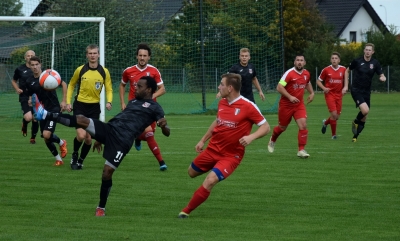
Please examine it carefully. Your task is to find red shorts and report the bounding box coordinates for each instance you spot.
[137,122,157,140]
[325,95,342,114]
[278,103,307,126]
[192,148,242,180]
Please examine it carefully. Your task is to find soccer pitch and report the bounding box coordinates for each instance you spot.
[1,93,399,240]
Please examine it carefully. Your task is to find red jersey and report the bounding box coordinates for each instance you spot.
[208,96,266,157]
[279,67,311,106]
[318,65,346,98]
[121,64,163,101]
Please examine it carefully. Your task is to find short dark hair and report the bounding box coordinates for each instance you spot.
[136,43,152,56]
[221,73,242,92]
[294,53,305,61]
[29,56,41,63]
[140,76,157,93]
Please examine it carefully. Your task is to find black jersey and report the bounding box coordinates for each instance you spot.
[108,98,165,149]
[229,63,257,100]
[13,64,33,100]
[26,75,62,112]
[349,56,383,93]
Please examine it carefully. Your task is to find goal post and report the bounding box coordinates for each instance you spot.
[0,16,107,121]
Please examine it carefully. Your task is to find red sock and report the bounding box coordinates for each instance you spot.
[271,126,284,142]
[182,185,210,214]
[298,129,308,151]
[145,132,163,162]
[324,118,330,126]
[330,120,337,136]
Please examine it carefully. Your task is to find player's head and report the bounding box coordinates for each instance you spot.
[135,76,157,99]
[29,56,42,75]
[294,54,306,71]
[136,43,151,69]
[24,50,35,63]
[365,43,375,51]
[219,73,241,98]
[330,52,341,66]
[239,48,250,66]
[364,43,375,58]
[136,43,152,56]
[86,44,100,64]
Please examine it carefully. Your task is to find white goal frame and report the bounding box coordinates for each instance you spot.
[0,17,107,121]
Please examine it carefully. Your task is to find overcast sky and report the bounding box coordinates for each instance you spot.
[20,0,399,29]
[369,0,400,28]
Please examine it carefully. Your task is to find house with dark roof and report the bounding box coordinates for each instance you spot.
[316,0,388,43]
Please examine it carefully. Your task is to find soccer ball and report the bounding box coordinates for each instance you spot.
[39,69,62,90]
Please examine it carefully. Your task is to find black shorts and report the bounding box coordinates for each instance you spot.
[19,92,29,103]
[351,90,370,108]
[20,100,32,115]
[73,101,100,119]
[39,119,57,135]
[92,119,129,169]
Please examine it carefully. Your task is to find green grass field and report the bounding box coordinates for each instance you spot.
[1,93,399,241]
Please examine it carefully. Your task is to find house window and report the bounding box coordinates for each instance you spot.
[350,31,357,42]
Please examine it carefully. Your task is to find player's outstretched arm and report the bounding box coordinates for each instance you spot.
[157,118,170,137]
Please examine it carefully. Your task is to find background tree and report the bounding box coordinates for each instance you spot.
[0,0,23,27]
[38,0,163,80]
[0,0,23,16]
[282,0,335,69]
[164,0,284,91]
[365,26,400,91]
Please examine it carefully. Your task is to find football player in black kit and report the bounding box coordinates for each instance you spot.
[26,56,68,166]
[216,48,264,103]
[345,43,386,142]
[11,50,39,143]
[32,76,170,216]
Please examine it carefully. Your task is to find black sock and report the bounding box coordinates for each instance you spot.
[99,179,112,208]
[22,118,29,128]
[74,137,83,153]
[135,139,141,146]
[159,160,166,166]
[357,121,365,134]
[353,122,365,138]
[356,111,365,122]
[45,141,58,156]
[78,142,92,164]
[31,121,39,139]
[50,133,61,144]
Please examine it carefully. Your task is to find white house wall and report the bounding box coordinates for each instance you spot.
[339,6,380,42]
